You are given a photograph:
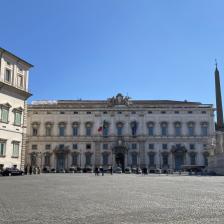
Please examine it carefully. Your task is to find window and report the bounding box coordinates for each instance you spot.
[174,111,179,114]
[201,122,208,136]
[32,145,37,150]
[147,122,154,136]
[102,121,109,137]
[130,121,137,136]
[103,111,107,114]
[85,122,92,136]
[73,111,78,114]
[5,69,11,82]
[14,111,22,126]
[162,144,168,150]
[1,108,9,123]
[148,111,152,114]
[149,144,154,150]
[132,143,137,149]
[60,111,65,114]
[188,111,193,114]
[46,126,51,136]
[161,122,168,136]
[45,144,51,150]
[202,111,206,114]
[59,144,64,150]
[0,142,6,157]
[73,127,78,136]
[102,153,109,165]
[17,75,23,88]
[86,144,91,149]
[86,111,91,114]
[117,122,123,136]
[188,122,195,136]
[12,142,19,157]
[203,144,207,150]
[73,144,78,149]
[161,111,166,114]
[131,111,136,114]
[32,128,38,136]
[117,111,122,114]
[189,144,195,150]
[103,144,108,150]
[174,122,181,136]
[59,122,66,136]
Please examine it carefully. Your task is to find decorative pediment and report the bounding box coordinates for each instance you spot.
[12,107,23,113]
[32,122,40,128]
[107,93,131,107]
[45,121,53,127]
[58,121,67,127]
[72,121,80,127]
[147,122,155,128]
[85,121,93,128]
[171,145,187,153]
[148,151,156,156]
[0,103,11,108]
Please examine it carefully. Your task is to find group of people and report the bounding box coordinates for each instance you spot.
[94,166,113,176]
[24,166,41,175]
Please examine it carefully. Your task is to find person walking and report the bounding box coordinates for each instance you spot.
[29,166,32,175]
[110,166,113,175]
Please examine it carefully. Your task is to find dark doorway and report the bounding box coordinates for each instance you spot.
[57,154,65,171]
[175,153,184,170]
[115,153,125,172]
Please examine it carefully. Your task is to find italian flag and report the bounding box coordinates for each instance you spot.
[98,120,106,132]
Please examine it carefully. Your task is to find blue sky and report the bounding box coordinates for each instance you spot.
[1,0,224,105]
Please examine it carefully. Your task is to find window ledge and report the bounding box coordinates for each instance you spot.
[0,155,6,158]
[11,156,19,158]
[13,124,21,127]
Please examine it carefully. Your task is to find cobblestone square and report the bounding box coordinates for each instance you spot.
[0,174,224,224]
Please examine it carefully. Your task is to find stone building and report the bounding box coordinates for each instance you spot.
[0,47,32,170]
[26,93,215,172]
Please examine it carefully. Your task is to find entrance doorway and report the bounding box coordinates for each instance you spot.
[57,154,65,170]
[175,153,184,170]
[115,153,125,171]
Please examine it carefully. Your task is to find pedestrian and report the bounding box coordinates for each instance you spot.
[24,165,28,175]
[95,167,98,176]
[29,166,32,175]
[110,166,113,175]
[101,168,104,176]
[37,167,41,174]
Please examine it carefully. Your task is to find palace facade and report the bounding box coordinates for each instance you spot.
[26,93,215,172]
[0,48,32,170]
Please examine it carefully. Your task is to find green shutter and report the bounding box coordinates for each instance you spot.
[1,108,8,123]
[15,112,22,125]
[13,143,19,157]
[0,143,5,156]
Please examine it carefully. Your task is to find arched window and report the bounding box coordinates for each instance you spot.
[45,122,53,136]
[161,122,168,136]
[85,122,93,136]
[174,122,181,136]
[32,122,40,136]
[130,121,138,136]
[201,122,208,136]
[30,153,37,166]
[187,122,195,136]
[148,152,155,166]
[58,122,66,136]
[102,121,109,137]
[116,122,124,136]
[147,122,154,136]
[72,122,79,137]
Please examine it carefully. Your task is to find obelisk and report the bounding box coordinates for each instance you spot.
[215,63,224,130]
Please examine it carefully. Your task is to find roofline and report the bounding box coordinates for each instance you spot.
[0,47,34,68]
